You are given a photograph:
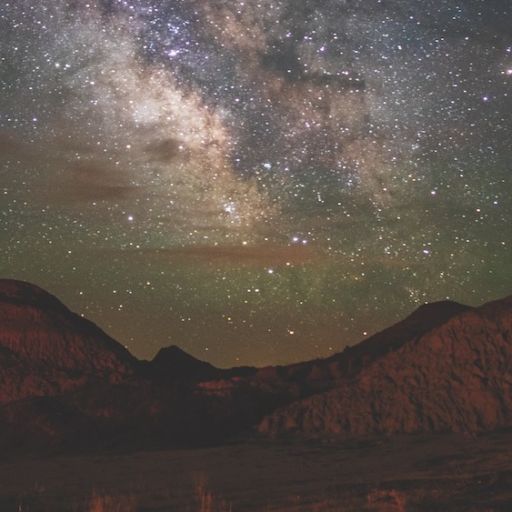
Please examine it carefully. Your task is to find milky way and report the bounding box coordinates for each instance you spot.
[1,0,511,366]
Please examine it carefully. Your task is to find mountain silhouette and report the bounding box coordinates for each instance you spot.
[0,278,511,454]
[259,296,512,437]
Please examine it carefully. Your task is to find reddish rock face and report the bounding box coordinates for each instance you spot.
[0,279,137,404]
[1,278,511,453]
[259,296,512,438]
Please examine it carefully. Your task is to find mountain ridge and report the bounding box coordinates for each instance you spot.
[259,294,512,438]
[0,278,511,454]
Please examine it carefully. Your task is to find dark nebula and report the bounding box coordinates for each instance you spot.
[1,0,511,366]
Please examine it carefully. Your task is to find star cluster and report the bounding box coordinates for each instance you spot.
[1,0,511,366]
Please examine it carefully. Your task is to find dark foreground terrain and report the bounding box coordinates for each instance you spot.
[2,279,512,453]
[2,431,512,511]
[1,279,512,510]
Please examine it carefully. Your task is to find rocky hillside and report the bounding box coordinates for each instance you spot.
[0,279,138,404]
[259,296,512,438]
[0,278,511,453]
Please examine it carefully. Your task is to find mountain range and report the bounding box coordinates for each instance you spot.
[0,278,511,455]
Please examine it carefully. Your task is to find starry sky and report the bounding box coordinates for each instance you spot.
[1,0,511,367]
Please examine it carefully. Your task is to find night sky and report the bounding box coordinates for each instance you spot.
[1,0,511,367]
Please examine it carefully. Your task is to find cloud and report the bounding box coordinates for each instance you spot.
[49,160,139,203]
[144,138,182,163]
[0,131,39,162]
[116,244,319,267]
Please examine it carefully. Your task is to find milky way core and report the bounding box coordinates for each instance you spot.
[1,0,511,366]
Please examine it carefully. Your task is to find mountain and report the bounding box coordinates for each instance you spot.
[258,296,512,438]
[0,278,511,454]
[0,279,137,404]
[247,299,471,397]
[146,345,220,382]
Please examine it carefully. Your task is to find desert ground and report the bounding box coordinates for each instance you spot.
[2,430,512,512]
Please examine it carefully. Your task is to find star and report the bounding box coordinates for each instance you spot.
[0,0,510,367]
